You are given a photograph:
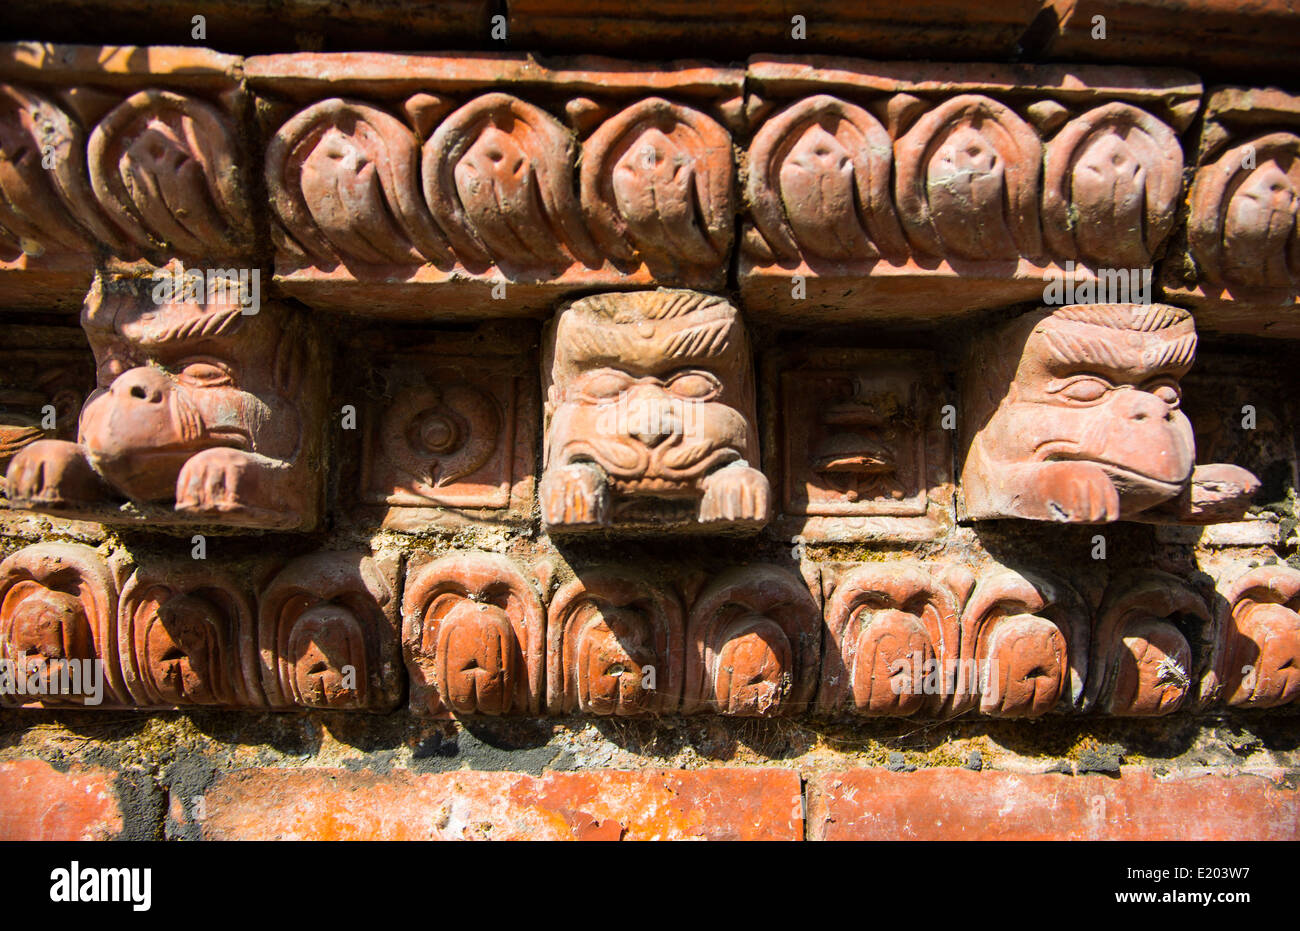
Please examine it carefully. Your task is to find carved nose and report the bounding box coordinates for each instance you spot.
[632,428,671,447]
[628,403,680,447]
[1120,389,1172,423]
[113,367,169,405]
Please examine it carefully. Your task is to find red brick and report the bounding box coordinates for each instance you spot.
[200,767,802,840]
[0,759,123,840]
[809,767,1300,841]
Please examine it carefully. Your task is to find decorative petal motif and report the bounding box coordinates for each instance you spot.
[683,565,820,716]
[957,569,1089,717]
[1219,566,1300,709]
[0,84,118,258]
[895,94,1043,261]
[819,565,958,716]
[88,90,252,260]
[1086,570,1213,716]
[0,543,127,707]
[747,94,906,264]
[1188,132,1300,290]
[547,568,684,715]
[402,552,544,716]
[581,98,734,276]
[118,563,260,707]
[1043,102,1183,268]
[258,552,400,711]
[266,98,451,267]
[423,93,597,273]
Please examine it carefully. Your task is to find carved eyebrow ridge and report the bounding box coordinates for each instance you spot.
[1037,324,1196,375]
[563,318,735,364]
[128,306,247,347]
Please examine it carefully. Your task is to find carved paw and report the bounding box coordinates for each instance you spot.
[540,462,610,528]
[1182,463,1261,524]
[4,440,111,507]
[1022,461,1121,523]
[699,463,771,524]
[175,448,280,520]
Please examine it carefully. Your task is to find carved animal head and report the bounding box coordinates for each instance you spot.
[76,279,303,501]
[545,291,757,492]
[978,303,1197,514]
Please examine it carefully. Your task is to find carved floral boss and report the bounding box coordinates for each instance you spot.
[1189,129,1300,295]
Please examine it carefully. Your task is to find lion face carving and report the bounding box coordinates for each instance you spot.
[541,290,770,530]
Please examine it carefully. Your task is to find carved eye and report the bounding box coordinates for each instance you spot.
[176,359,233,387]
[1145,380,1181,407]
[576,370,632,402]
[665,370,721,401]
[99,349,136,383]
[1053,376,1111,404]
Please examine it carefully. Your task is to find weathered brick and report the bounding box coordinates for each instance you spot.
[0,758,123,840]
[200,767,803,840]
[809,767,1300,840]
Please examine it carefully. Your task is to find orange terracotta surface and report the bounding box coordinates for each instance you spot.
[199,767,803,841]
[0,759,124,840]
[810,767,1300,841]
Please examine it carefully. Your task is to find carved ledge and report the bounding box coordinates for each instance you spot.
[2,541,1296,716]
[251,54,742,316]
[0,47,251,309]
[739,57,1199,321]
[1,43,1297,340]
[1164,87,1300,339]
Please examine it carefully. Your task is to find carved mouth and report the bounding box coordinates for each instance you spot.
[813,454,893,474]
[610,476,696,495]
[562,439,738,482]
[1091,462,1186,494]
[131,428,252,457]
[1035,442,1189,491]
[202,428,252,451]
[1044,452,1187,494]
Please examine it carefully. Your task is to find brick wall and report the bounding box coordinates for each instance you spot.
[0,4,1297,841]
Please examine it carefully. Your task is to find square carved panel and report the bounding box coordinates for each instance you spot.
[355,327,537,526]
[768,348,952,541]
